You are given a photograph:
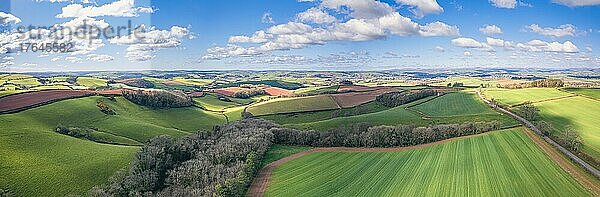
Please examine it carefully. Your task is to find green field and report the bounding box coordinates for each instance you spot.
[535,96,600,159]
[31,85,71,90]
[247,96,339,116]
[483,88,572,106]
[224,106,245,122]
[266,129,588,196]
[294,85,339,95]
[9,78,41,87]
[0,74,34,80]
[260,101,390,125]
[430,77,489,87]
[410,92,497,117]
[0,96,228,196]
[563,88,600,99]
[173,77,213,86]
[77,77,107,87]
[228,80,304,90]
[287,97,517,131]
[194,93,241,111]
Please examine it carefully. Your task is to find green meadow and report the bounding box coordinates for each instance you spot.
[410,92,497,117]
[266,129,589,197]
[563,88,600,99]
[194,93,242,111]
[535,96,600,159]
[77,77,107,88]
[247,96,339,116]
[288,95,517,131]
[483,88,572,106]
[0,96,227,196]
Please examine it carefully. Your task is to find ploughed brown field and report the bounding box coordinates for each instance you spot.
[331,87,400,108]
[213,87,246,97]
[162,80,187,86]
[188,91,205,98]
[264,87,292,96]
[0,90,95,113]
[337,85,379,92]
[0,89,124,113]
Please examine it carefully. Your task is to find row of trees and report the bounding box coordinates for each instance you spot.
[122,90,193,108]
[376,89,437,107]
[499,79,564,89]
[117,79,155,88]
[90,119,277,197]
[232,88,266,99]
[96,100,116,115]
[56,125,98,142]
[90,119,504,196]
[272,121,502,148]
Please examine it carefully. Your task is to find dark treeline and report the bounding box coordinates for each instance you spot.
[513,102,539,120]
[376,89,437,107]
[499,79,564,89]
[120,79,155,88]
[90,119,503,196]
[122,90,193,108]
[90,119,277,197]
[232,88,266,99]
[272,121,502,148]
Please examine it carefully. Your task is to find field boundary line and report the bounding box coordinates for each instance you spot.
[559,88,600,102]
[247,130,508,197]
[522,127,600,195]
[476,90,600,180]
[510,95,576,107]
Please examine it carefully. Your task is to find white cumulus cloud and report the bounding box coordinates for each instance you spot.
[0,12,21,25]
[552,0,600,7]
[56,0,154,18]
[526,24,576,37]
[489,0,517,8]
[479,25,503,35]
[395,0,444,18]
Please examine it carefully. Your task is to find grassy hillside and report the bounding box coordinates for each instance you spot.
[563,88,600,99]
[483,88,572,106]
[247,96,339,116]
[410,92,496,117]
[287,97,517,131]
[194,93,241,111]
[260,101,390,125]
[228,80,304,90]
[266,129,588,196]
[77,77,107,88]
[535,96,600,159]
[0,96,227,196]
[9,78,41,87]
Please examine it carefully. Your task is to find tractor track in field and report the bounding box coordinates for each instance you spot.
[246,131,499,197]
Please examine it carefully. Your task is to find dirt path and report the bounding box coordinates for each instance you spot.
[247,132,495,197]
[522,128,600,195]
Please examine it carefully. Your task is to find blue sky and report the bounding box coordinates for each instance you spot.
[0,0,598,72]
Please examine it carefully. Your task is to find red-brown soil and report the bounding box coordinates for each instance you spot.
[0,90,95,113]
[337,85,377,92]
[188,91,205,98]
[264,87,292,96]
[0,89,127,113]
[213,87,247,97]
